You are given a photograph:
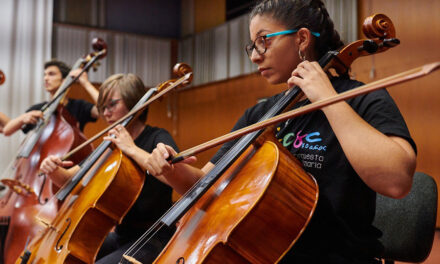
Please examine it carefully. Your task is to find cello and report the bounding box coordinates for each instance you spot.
[0,39,107,264]
[14,64,193,264]
[119,14,412,264]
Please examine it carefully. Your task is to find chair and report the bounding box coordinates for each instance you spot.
[373,171,438,264]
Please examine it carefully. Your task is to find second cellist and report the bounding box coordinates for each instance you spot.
[37,73,180,263]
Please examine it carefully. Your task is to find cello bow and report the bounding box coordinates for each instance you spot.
[172,61,440,162]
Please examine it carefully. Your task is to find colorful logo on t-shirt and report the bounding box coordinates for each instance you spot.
[281,130,326,151]
[280,130,327,170]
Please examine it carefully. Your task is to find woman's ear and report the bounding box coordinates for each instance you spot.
[296,27,313,56]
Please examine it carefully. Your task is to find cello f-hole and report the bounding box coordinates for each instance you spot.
[55,218,71,252]
[37,172,48,205]
[176,257,185,264]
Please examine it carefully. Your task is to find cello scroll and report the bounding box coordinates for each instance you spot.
[82,38,108,72]
[326,13,399,76]
[157,63,193,92]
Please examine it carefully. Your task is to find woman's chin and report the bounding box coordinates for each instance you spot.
[265,76,284,85]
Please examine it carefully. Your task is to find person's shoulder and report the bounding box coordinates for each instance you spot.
[141,125,174,143]
[144,125,170,135]
[331,76,364,93]
[67,98,93,107]
[140,125,178,150]
[243,91,285,123]
[253,91,284,111]
[26,102,47,112]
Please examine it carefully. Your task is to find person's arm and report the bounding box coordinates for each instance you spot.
[0,112,10,133]
[288,61,416,198]
[3,110,43,136]
[69,69,99,119]
[104,125,206,194]
[321,101,415,198]
[40,155,77,187]
[144,143,209,194]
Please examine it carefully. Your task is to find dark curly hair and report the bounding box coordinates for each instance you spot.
[250,0,344,59]
[44,60,71,78]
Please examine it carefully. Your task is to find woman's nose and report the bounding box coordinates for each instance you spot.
[250,49,263,63]
[103,107,111,117]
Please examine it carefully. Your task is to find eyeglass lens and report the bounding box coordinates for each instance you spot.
[246,36,266,57]
[103,98,121,112]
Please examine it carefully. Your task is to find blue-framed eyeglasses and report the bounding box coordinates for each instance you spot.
[245,29,320,58]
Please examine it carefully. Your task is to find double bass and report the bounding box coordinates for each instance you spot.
[14,63,193,264]
[119,14,411,264]
[0,39,107,264]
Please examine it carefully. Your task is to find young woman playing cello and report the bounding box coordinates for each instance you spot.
[39,73,178,263]
[144,0,417,263]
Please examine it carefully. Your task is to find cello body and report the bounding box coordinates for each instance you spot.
[0,108,93,264]
[16,148,144,264]
[154,133,318,264]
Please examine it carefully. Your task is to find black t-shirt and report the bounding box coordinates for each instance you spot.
[115,125,178,240]
[22,99,97,133]
[211,76,416,262]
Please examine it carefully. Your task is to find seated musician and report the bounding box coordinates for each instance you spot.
[40,73,177,263]
[143,0,417,263]
[3,60,98,136]
[0,112,10,133]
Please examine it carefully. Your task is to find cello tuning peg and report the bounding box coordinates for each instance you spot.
[382,38,400,48]
[92,62,101,72]
[357,40,379,54]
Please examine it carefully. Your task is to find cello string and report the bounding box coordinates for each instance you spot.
[124,222,166,257]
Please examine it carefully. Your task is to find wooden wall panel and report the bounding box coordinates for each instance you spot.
[174,74,285,169]
[355,0,440,226]
[194,0,225,33]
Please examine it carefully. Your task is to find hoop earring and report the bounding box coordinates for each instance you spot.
[298,50,306,61]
